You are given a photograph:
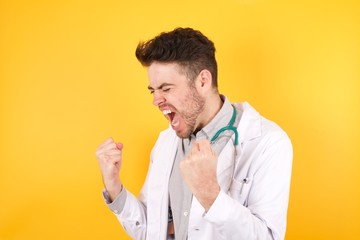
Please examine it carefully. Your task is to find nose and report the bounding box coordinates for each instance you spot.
[152,90,165,106]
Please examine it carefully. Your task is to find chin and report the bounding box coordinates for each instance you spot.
[175,132,188,139]
[175,129,192,139]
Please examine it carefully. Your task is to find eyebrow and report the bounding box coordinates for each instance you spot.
[147,83,175,91]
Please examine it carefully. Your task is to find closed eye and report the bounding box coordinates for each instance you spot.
[148,83,175,94]
[162,88,171,92]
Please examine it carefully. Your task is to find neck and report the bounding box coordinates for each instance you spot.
[196,94,223,131]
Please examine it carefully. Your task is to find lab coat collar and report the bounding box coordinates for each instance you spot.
[234,102,262,144]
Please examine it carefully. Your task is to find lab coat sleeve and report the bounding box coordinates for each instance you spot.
[204,132,293,240]
[110,162,153,240]
[112,188,147,240]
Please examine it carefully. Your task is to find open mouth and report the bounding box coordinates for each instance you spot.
[162,109,180,128]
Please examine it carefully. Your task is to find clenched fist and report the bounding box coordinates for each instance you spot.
[96,138,123,201]
[179,139,220,211]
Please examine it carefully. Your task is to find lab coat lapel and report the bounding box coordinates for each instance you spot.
[216,137,237,192]
[147,128,179,239]
[216,102,261,192]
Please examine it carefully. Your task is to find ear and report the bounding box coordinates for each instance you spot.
[195,69,213,95]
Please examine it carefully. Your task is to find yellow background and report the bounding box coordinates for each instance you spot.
[1,0,359,239]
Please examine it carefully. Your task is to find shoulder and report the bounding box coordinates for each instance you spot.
[234,102,293,173]
[157,126,177,141]
[150,126,178,159]
[234,102,291,146]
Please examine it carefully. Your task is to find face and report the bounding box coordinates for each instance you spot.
[148,62,205,138]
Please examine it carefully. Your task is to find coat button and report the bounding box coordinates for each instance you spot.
[184,211,189,217]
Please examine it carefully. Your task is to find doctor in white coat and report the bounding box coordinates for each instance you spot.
[96,27,293,240]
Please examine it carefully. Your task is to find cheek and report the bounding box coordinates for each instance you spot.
[168,95,185,108]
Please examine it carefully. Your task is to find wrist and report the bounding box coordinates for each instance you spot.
[198,184,220,212]
[104,179,123,202]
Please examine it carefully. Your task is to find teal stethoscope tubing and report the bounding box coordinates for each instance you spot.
[210,105,239,145]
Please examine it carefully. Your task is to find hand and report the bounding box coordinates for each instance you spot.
[179,139,220,211]
[96,137,123,201]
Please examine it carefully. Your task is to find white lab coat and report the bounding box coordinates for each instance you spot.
[114,102,293,240]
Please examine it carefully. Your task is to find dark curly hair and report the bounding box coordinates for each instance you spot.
[135,27,218,88]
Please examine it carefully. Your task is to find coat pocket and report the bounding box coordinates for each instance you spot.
[229,177,252,206]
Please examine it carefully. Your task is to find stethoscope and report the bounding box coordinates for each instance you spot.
[210,105,239,145]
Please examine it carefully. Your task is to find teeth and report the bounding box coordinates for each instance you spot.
[162,109,172,115]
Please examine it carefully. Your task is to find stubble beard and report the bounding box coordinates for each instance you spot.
[177,85,205,139]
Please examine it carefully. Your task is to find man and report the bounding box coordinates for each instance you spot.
[96,28,292,240]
